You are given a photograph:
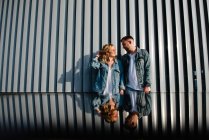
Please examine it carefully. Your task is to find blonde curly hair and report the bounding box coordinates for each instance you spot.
[98,44,116,63]
[99,99,118,123]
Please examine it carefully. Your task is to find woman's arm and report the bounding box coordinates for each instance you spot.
[89,55,100,69]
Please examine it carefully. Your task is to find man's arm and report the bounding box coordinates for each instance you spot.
[144,50,151,92]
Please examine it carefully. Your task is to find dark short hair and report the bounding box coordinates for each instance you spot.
[120,35,134,42]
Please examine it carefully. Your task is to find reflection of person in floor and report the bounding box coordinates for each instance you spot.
[120,36,152,130]
[89,44,125,123]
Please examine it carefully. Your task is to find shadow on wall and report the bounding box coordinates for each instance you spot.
[57,53,97,114]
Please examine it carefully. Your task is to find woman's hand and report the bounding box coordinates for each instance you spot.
[119,89,124,95]
[95,51,100,58]
[96,108,101,116]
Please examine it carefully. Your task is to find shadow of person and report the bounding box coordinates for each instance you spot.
[58,53,98,114]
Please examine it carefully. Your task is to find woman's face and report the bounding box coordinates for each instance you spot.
[108,46,117,57]
[108,99,119,122]
[110,110,119,122]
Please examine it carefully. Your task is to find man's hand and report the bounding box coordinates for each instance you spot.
[119,89,124,95]
[144,86,151,94]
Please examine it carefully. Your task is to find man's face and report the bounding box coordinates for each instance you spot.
[121,39,132,52]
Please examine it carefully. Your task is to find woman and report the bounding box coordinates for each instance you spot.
[90,44,125,123]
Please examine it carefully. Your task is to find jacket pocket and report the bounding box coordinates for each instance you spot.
[136,91,146,107]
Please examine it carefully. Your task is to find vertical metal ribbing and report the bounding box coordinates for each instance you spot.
[120,0,127,55]
[65,0,76,134]
[15,1,29,134]
[10,0,20,132]
[196,0,208,135]
[26,6,37,122]
[156,0,167,134]
[101,0,108,45]
[203,0,209,133]
[54,0,61,133]
[6,0,16,133]
[165,0,177,134]
[108,0,111,44]
[46,0,53,93]
[138,0,145,50]
[46,0,53,134]
[199,0,209,134]
[135,0,139,47]
[62,0,69,134]
[0,0,7,93]
[48,0,57,92]
[13,0,25,133]
[128,0,136,39]
[174,0,186,133]
[23,0,32,134]
[191,0,203,134]
[57,0,65,92]
[0,0,9,93]
[29,0,39,134]
[6,0,16,93]
[0,7,5,129]
[37,0,46,133]
[110,0,117,46]
[90,0,95,134]
[182,0,195,133]
[162,0,172,135]
[154,0,162,135]
[72,0,77,134]
[1,0,12,134]
[56,0,66,132]
[0,95,3,132]
[81,0,86,134]
[83,0,93,134]
[48,0,58,133]
[73,0,83,133]
[9,0,19,92]
[0,0,4,34]
[147,0,158,133]
[14,0,24,92]
[41,0,50,93]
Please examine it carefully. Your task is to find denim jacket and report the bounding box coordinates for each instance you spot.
[89,57,125,109]
[121,47,151,88]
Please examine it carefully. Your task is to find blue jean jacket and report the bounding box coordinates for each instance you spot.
[89,57,125,109]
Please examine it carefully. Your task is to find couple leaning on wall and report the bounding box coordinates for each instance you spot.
[89,35,152,131]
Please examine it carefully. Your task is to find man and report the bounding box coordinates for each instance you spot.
[120,35,152,130]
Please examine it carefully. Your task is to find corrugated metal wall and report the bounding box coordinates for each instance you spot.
[0,0,209,137]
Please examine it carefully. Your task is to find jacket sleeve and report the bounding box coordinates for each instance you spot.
[92,96,101,110]
[118,60,125,90]
[144,50,151,87]
[89,56,100,70]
